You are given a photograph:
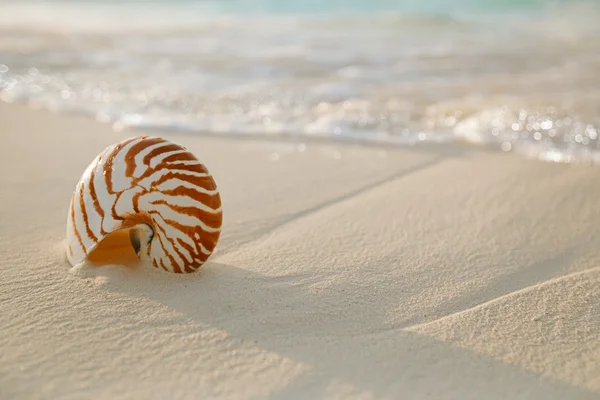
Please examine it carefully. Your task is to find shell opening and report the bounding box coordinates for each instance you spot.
[87,224,154,267]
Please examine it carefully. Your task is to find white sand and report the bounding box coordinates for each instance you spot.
[0,103,598,399]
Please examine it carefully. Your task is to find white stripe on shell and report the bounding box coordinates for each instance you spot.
[73,183,95,250]
[149,149,189,169]
[132,141,172,178]
[109,137,144,192]
[151,220,186,268]
[79,154,104,224]
[199,242,212,255]
[137,168,212,191]
[167,159,202,166]
[140,190,221,214]
[153,215,194,264]
[67,197,86,262]
[151,212,197,255]
[149,233,172,272]
[154,178,219,195]
[147,202,221,233]
[91,148,120,234]
[113,186,145,218]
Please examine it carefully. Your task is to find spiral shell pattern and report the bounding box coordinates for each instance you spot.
[66,136,222,273]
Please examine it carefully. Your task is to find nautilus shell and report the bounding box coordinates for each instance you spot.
[66,136,222,273]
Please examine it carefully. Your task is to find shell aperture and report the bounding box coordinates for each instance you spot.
[66,136,222,273]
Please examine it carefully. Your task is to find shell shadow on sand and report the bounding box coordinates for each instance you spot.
[69,259,599,400]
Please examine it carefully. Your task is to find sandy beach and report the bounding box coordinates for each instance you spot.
[0,102,599,399]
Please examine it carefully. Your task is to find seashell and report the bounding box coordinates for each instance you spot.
[66,136,222,273]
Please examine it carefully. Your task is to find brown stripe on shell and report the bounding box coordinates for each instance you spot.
[162,151,198,164]
[142,143,183,166]
[131,189,148,214]
[152,258,168,272]
[135,162,210,186]
[88,159,107,235]
[70,192,86,254]
[159,259,169,272]
[152,225,180,272]
[149,199,222,230]
[110,192,126,222]
[152,220,189,274]
[150,200,222,242]
[79,181,98,243]
[118,212,153,230]
[158,187,221,211]
[148,211,220,268]
[150,213,215,247]
[104,137,139,194]
[161,216,221,253]
[184,263,196,273]
[164,160,209,174]
[124,136,166,178]
[176,238,202,263]
[151,171,218,193]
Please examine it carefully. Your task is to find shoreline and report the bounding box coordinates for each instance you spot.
[3,100,478,153]
[1,99,599,166]
[0,103,598,399]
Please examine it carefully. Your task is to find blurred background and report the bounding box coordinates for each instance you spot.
[1,0,599,162]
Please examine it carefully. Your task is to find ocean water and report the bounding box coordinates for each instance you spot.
[1,0,600,163]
